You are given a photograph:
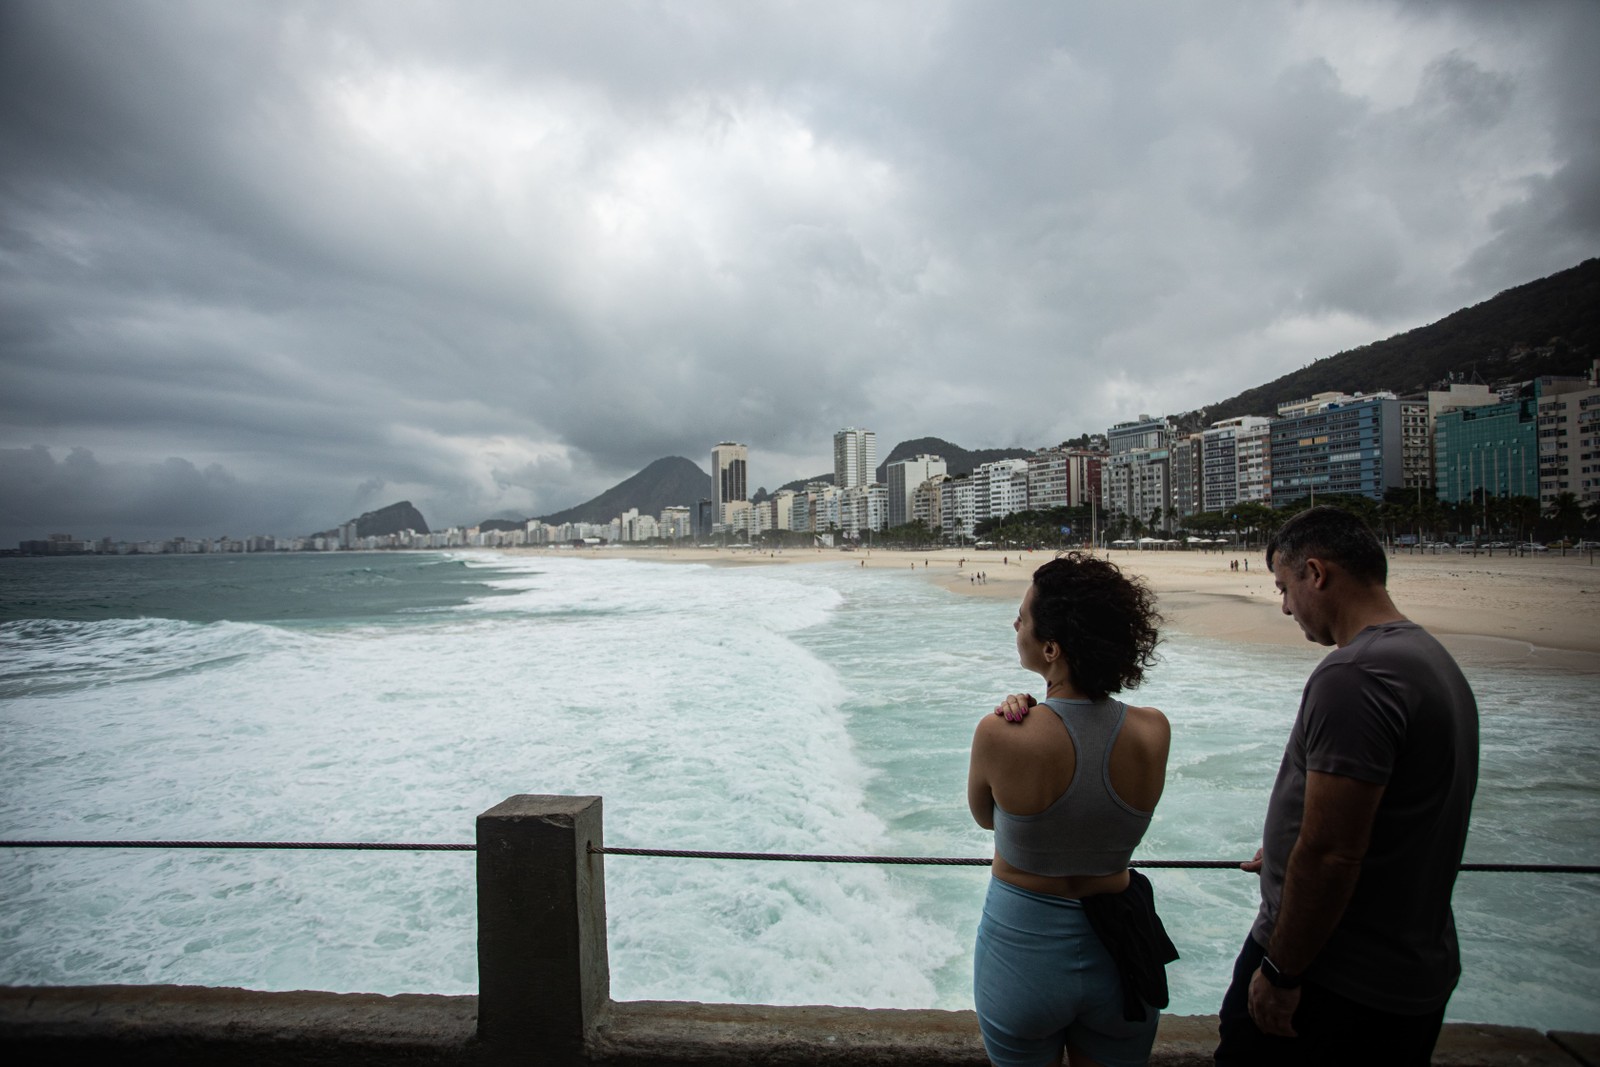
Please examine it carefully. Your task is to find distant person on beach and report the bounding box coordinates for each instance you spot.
[1214,506,1479,1065]
[968,553,1175,1067]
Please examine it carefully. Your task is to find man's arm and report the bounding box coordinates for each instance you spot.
[1249,770,1385,1035]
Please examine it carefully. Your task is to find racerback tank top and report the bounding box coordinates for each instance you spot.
[991,696,1154,877]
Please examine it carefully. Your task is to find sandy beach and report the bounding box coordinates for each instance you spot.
[504,543,1600,672]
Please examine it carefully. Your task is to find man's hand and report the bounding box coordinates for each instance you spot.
[1247,967,1299,1037]
[1240,847,1264,874]
[992,693,1036,722]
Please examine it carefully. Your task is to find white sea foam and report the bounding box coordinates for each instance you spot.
[1,553,1596,1029]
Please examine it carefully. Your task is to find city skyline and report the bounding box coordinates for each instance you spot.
[31,353,1594,552]
[3,2,1598,547]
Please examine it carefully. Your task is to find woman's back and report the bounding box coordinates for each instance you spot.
[978,698,1170,898]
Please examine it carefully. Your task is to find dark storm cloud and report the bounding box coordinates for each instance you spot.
[2,0,1598,544]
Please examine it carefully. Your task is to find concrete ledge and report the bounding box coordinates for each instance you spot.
[4,986,1595,1067]
[0,985,477,1065]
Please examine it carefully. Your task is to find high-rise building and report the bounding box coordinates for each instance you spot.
[1269,393,1402,504]
[1170,434,1203,521]
[1201,416,1272,512]
[1434,395,1537,503]
[711,442,748,525]
[833,428,877,490]
[887,454,946,527]
[1108,416,1173,455]
[1100,448,1172,528]
[1534,367,1600,507]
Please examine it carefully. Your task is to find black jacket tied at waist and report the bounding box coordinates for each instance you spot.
[1082,868,1180,1021]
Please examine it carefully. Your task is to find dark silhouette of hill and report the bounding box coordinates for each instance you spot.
[876,437,1033,480]
[350,500,429,537]
[534,456,711,526]
[1194,258,1599,426]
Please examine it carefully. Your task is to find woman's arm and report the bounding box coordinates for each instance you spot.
[967,717,998,829]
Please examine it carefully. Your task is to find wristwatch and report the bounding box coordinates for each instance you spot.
[1260,956,1303,990]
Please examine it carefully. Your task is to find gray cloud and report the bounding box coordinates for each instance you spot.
[3,0,1598,544]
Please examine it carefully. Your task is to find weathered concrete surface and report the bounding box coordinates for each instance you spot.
[2,986,1595,1066]
[0,984,477,1065]
[1552,1031,1600,1067]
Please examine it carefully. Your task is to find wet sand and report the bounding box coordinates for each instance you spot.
[503,544,1600,671]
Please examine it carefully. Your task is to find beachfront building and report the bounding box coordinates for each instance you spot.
[886,455,946,528]
[711,442,748,526]
[1169,434,1202,520]
[659,506,692,540]
[1201,416,1272,512]
[838,483,881,538]
[1434,394,1538,503]
[1269,392,1403,504]
[812,483,843,535]
[833,428,877,491]
[1108,415,1173,455]
[1025,448,1103,509]
[974,459,1030,523]
[770,490,795,532]
[1533,366,1600,507]
[1026,450,1069,509]
[912,473,948,532]
[1100,447,1172,530]
[1400,400,1432,490]
[940,475,976,543]
[789,490,813,536]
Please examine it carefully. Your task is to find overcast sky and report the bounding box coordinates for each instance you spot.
[3,1,1598,543]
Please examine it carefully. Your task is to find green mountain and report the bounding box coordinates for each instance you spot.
[352,500,429,538]
[534,456,711,526]
[1192,258,1599,426]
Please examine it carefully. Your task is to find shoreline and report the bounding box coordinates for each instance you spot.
[498,544,1600,670]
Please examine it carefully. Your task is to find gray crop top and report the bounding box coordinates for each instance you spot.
[992,696,1154,877]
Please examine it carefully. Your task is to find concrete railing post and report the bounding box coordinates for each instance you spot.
[476,794,610,1061]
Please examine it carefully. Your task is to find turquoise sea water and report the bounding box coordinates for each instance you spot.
[1,551,1596,1031]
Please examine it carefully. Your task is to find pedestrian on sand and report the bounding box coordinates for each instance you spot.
[1214,506,1478,1065]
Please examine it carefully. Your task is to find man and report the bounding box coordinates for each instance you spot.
[1215,506,1479,1064]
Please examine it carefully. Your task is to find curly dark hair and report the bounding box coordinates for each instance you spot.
[1028,552,1162,701]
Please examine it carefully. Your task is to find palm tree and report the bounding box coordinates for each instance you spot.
[1547,491,1582,541]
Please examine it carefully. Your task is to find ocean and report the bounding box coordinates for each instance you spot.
[1,551,1596,1031]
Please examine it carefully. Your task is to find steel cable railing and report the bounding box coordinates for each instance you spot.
[0,839,1596,874]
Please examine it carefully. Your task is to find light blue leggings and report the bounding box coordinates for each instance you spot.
[973,877,1159,1067]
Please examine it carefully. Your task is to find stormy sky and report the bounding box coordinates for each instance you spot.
[3,1,1598,543]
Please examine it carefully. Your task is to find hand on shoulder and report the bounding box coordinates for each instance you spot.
[992,692,1037,723]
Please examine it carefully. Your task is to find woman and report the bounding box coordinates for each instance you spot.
[967,552,1172,1067]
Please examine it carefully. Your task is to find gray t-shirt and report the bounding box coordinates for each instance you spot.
[1252,621,1479,1014]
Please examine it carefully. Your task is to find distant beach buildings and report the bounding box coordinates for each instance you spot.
[20,361,1598,555]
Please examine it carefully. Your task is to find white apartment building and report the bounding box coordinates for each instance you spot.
[833,427,877,490]
[886,454,946,527]
[1202,416,1272,512]
[660,506,692,540]
[940,475,976,543]
[840,483,888,537]
[975,458,1030,522]
[1108,416,1173,455]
